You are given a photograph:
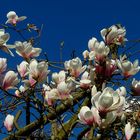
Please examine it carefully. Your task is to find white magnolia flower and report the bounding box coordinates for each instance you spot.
[6,11,27,25]
[44,88,58,106]
[4,114,14,131]
[132,78,140,96]
[17,61,29,78]
[88,38,110,61]
[82,50,89,59]
[125,122,135,140]
[64,57,86,78]
[29,59,49,82]
[15,41,42,59]
[0,58,7,74]
[91,87,126,114]
[2,71,19,90]
[52,71,66,84]
[57,81,72,99]
[0,29,14,56]
[78,106,101,126]
[100,24,127,45]
[15,85,26,97]
[117,55,140,77]
[80,71,91,89]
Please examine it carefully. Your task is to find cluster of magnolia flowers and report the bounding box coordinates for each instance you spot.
[2,11,140,139]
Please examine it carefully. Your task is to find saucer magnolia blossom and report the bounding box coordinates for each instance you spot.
[29,59,49,83]
[64,57,86,78]
[80,71,91,89]
[88,39,110,62]
[78,106,101,126]
[2,71,19,90]
[0,29,14,56]
[4,114,14,131]
[6,11,27,25]
[0,58,7,74]
[91,87,126,115]
[43,85,58,106]
[131,78,140,96]
[52,71,66,85]
[117,55,140,77]
[17,61,29,78]
[100,24,126,45]
[15,41,42,59]
[57,81,72,99]
[125,122,135,140]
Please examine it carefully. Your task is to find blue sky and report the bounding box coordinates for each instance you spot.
[0,0,140,139]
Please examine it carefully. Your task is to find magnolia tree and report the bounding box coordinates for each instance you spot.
[0,11,139,140]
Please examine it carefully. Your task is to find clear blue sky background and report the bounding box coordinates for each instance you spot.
[0,0,140,139]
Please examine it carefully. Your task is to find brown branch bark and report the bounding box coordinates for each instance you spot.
[4,90,87,140]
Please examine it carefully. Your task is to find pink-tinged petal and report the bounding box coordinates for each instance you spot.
[91,85,97,96]
[4,114,14,131]
[2,71,19,90]
[78,106,94,125]
[91,107,101,126]
[125,122,135,140]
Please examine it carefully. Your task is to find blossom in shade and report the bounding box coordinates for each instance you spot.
[131,78,140,96]
[2,71,19,90]
[17,61,29,78]
[125,122,135,140]
[29,59,49,82]
[78,106,101,126]
[4,114,14,131]
[6,11,27,25]
[100,24,127,45]
[0,58,7,74]
[64,57,86,78]
[95,59,117,78]
[117,55,140,77]
[15,41,41,59]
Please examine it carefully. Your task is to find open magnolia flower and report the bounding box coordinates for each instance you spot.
[88,38,110,62]
[17,61,29,78]
[57,81,73,99]
[100,24,127,45]
[91,86,126,115]
[117,55,140,77]
[78,106,101,126]
[0,58,7,74]
[29,59,49,83]
[43,84,58,106]
[125,122,135,140]
[0,29,15,56]
[6,11,27,25]
[64,57,86,78]
[131,78,140,96]
[52,71,66,85]
[4,114,14,131]
[2,71,19,90]
[15,41,42,59]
